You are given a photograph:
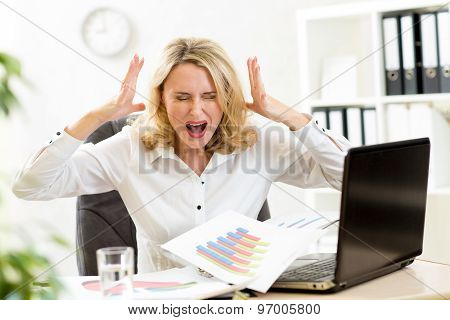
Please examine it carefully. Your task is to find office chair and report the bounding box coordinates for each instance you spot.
[76,116,271,276]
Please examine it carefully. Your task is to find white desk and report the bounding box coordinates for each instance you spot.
[253,259,450,300]
[56,259,449,300]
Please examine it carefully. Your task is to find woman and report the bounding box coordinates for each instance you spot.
[12,37,350,273]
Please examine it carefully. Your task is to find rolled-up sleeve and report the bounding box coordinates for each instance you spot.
[11,126,133,201]
[274,115,352,190]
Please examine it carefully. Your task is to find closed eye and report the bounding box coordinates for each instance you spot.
[203,94,217,100]
[176,95,190,101]
[174,92,216,101]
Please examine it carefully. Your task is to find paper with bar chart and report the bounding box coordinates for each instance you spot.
[265,210,339,255]
[265,210,331,230]
[58,265,241,300]
[161,210,319,293]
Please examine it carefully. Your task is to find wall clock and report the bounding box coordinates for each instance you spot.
[82,8,131,56]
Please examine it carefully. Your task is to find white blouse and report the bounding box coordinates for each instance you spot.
[12,116,351,273]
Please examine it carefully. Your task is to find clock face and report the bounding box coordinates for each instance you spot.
[82,8,131,56]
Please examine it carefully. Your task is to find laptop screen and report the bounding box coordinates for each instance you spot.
[335,138,430,283]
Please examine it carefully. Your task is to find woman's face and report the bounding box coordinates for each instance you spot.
[162,63,223,152]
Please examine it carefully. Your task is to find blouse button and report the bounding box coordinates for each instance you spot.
[197,205,202,210]
[322,128,326,132]
[315,120,319,125]
[201,181,205,185]
[56,131,61,136]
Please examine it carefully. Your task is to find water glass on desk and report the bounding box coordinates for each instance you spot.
[96,247,134,299]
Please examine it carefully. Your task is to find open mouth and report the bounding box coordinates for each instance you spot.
[185,121,207,138]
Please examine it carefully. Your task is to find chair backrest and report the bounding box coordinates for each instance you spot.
[76,117,271,276]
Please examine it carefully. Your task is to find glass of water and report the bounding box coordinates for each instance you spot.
[96,247,134,299]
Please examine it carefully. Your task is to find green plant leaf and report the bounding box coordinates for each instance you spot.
[0,51,65,300]
[0,52,22,116]
[0,52,22,77]
[50,234,71,248]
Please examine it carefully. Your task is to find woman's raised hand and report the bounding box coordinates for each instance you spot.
[246,56,311,130]
[94,54,146,122]
[65,54,145,140]
[246,56,291,123]
[246,56,270,118]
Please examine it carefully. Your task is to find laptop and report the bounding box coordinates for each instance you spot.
[272,138,430,292]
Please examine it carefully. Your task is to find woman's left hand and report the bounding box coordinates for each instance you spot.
[246,56,287,122]
[246,56,311,130]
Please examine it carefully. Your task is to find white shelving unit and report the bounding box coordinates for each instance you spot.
[296,0,450,191]
[294,0,450,264]
[297,0,450,139]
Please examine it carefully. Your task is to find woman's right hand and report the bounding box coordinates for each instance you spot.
[93,53,146,123]
[66,54,145,140]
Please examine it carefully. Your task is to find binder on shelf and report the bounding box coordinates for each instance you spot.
[328,108,347,138]
[312,106,379,145]
[346,107,363,147]
[382,15,404,95]
[361,108,377,146]
[400,13,423,94]
[420,12,440,93]
[311,107,328,130]
[437,11,450,93]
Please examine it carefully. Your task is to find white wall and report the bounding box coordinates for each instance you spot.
[0,0,376,275]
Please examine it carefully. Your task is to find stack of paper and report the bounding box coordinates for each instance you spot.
[161,210,325,293]
[58,265,245,300]
[60,210,335,299]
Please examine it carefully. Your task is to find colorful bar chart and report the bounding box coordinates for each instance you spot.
[196,227,270,276]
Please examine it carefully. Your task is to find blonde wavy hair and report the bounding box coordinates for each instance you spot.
[133,37,257,154]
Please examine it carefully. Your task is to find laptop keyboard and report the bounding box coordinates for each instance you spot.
[278,257,336,282]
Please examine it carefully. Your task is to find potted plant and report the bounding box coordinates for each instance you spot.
[0,52,68,299]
